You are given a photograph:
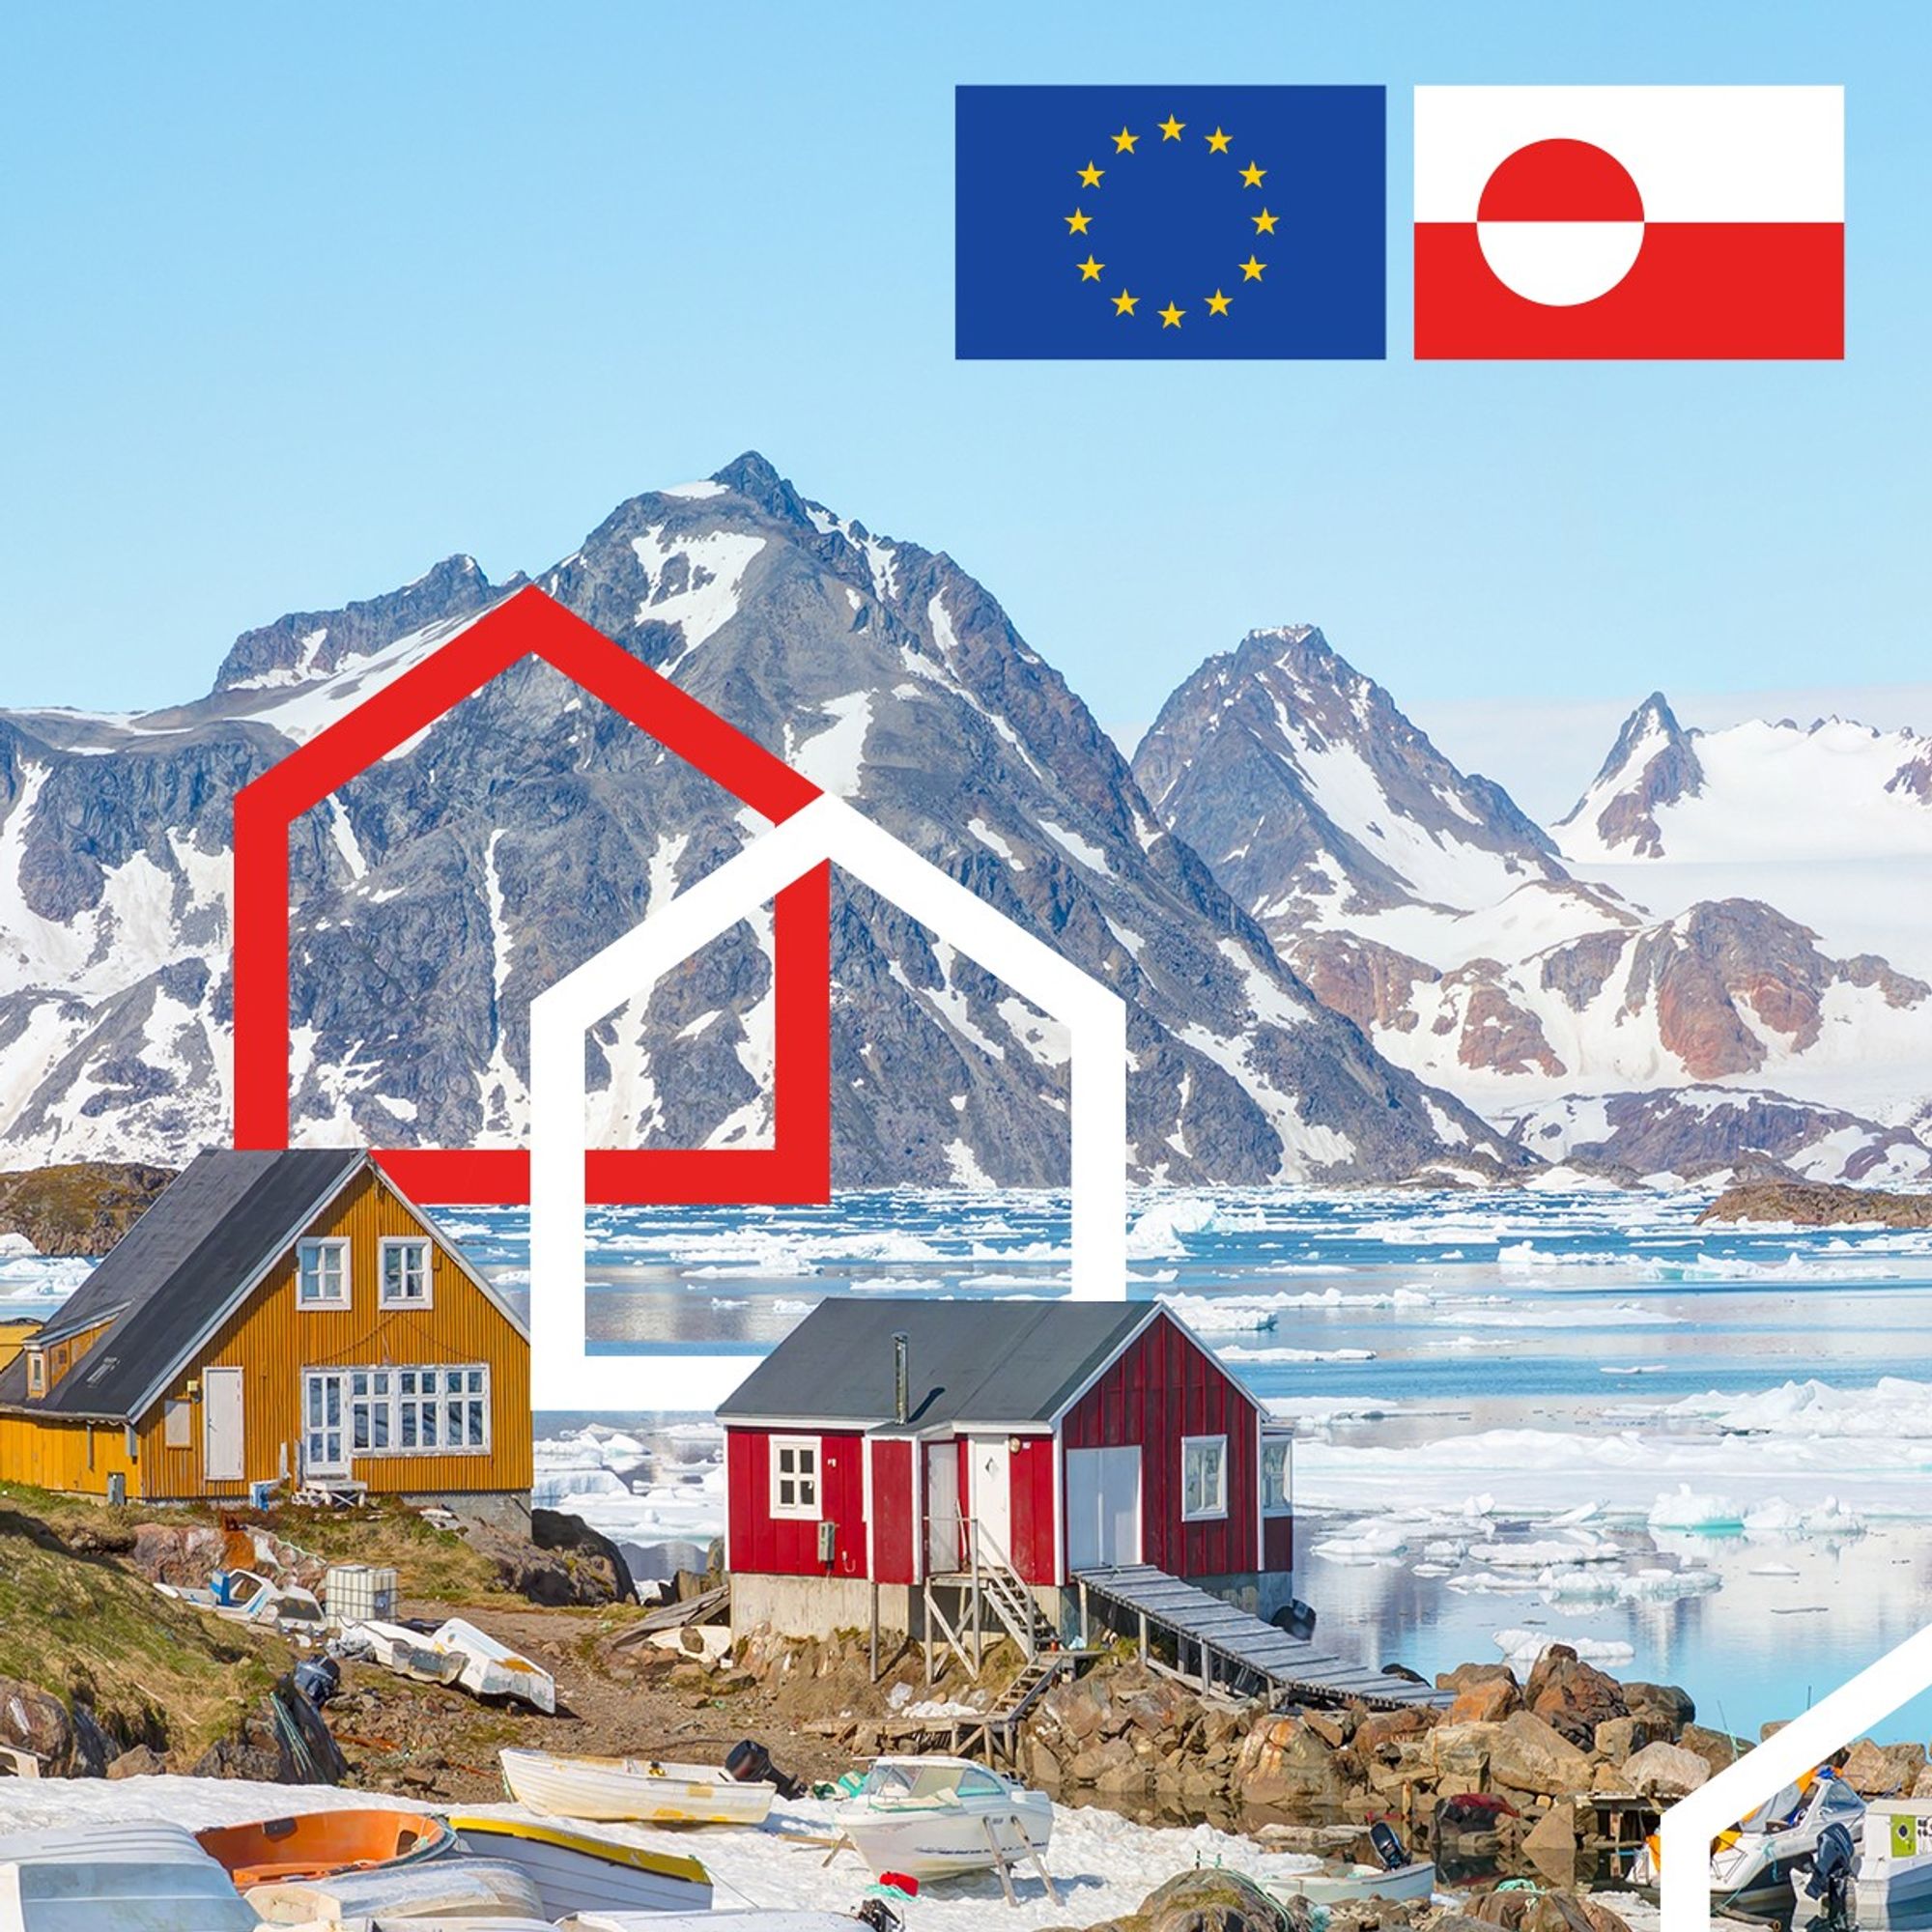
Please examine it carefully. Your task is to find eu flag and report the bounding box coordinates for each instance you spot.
[955,85,1385,360]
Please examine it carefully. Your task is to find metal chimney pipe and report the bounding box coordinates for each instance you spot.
[893,1332,910,1427]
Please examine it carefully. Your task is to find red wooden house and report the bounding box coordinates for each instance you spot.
[717,1298,1294,1641]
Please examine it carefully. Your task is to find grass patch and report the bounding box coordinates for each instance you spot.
[261,1498,508,1604]
[0,1501,277,1759]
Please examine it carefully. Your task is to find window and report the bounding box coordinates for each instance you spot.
[298,1238,350,1307]
[164,1400,192,1449]
[1261,1437,1293,1517]
[380,1238,432,1308]
[314,1364,490,1460]
[25,1351,44,1396]
[770,1435,820,1519]
[1182,1435,1228,1521]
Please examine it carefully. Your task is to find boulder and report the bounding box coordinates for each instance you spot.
[1449,1677,1522,1724]
[1593,1717,1651,1764]
[1438,1662,1519,1694]
[1427,1721,1497,1789]
[0,1676,72,1776]
[1679,1723,1750,1778]
[1236,1717,1353,1808]
[105,1744,168,1779]
[1523,1646,1628,1749]
[1487,1712,1594,1799]
[1355,1705,1437,1756]
[1839,1739,1927,1797]
[1622,1741,1711,1799]
[1468,1889,1623,1932]
[1621,1681,1694,1735]
[1520,1804,1578,1889]
[129,1522,227,1589]
[1068,1866,1313,1932]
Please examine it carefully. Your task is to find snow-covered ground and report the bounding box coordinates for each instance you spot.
[0,1775,1345,1929]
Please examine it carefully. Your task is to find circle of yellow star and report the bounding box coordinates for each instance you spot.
[1112,289,1138,317]
[1158,113,1185,141]
[1158,299,1184,328]
[1252,207,1279,235]
[1065,207,1092,235]
[1077,160,1104,187]
[1206,289,1233,316]
[1239,160,1266,187]
[1112,127,1139,154]
[1206,127,1232,154]
[1077,255,1104,281]
[1239,255,1266,281]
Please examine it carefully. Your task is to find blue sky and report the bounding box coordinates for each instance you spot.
[0,2,1918,791]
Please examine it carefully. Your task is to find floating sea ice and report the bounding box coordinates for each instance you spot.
[1312,1519,1409,1562]
[1495,1628,1635,1670]
[1742,1495,1865,1537]
[1467,1531,1622,1569]
[1411,1563,1454,1578]
[1749,1562,1802,1577]
[1422,1540,1468,1561]
[1445,1571,1543,1597]
[1648,1484,1747,1532]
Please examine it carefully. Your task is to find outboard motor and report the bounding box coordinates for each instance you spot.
[726,1736,808,1801]
[855,1903,905,1932]
[1370,1820,1410,1872]
[1803,1820,1858,1926]
[1271,1599,1318,1641]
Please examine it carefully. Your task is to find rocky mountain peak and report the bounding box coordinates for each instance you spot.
[1556,692,1704,858]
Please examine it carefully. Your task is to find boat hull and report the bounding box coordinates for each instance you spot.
[1274,1861,1437,1905]
[450,1814,713,1913]
[837,1790,1055,1880]
[499,1747,775,1827]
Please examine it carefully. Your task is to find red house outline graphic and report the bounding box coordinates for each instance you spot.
[231,585,834,1207]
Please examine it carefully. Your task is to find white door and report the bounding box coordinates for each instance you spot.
[202,1367,245,1483]
[1066,1445,1141,1572]
[968,1435,1013,1569]
[924,1440,961,1574]
[300,1370,350,1480]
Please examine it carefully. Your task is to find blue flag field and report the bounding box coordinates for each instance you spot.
[955,84,1386,360]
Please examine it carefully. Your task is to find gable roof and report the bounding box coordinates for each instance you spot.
[717,1297,1224,1431]
[0,1148,482,1424]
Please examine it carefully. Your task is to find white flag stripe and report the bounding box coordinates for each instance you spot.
[1414,86,1843,225]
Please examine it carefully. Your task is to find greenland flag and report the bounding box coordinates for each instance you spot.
[1414,86,1843,359]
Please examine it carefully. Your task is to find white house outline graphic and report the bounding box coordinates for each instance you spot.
[527,792,1130,1412]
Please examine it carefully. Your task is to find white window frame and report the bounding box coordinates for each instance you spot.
[327,1362,492,1459]
[297,1237,351,1308]
[1181,1434,1229,1522]
[770,1434,822,1520]
[25,1350,44,1397]
[1261,1435,1293,1518]
[378,1236,433,1310]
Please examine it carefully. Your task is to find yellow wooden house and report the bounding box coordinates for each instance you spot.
[0,1149,531,1503]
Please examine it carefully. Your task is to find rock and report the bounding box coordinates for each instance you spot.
[129,1522,227,1588]
[1072,1865,1312,1932]
[1620,1681,1695,1735]
[1468,1889,1616,1932]
[1449,1677,1522,1724]
[1839,1739,1927,1797]
[1303,1710,1351,1749]
[1355,1706,1436,1756]
[190,1677,345,1786]
[460,1513,633,1606]
[1593,1717,1649,1764]
[105,1744,168,1778]
[1521,1804,1579,1889]
[1236,1718,1353,1808]
[1913,1764,1932,1800]
[1523,1646,1627,1749]
[1487,1712,1595,1799]
[1700,1179,1932,1229]
[1427,1722,1497,1789]
[1437,1662,1520,1694]
[1679,1724,1750,1778]
[0,1162,175,1257]
[1622,1741,1711,1799]
[0,1676,72,1775]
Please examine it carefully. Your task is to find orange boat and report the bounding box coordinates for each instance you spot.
[195,1808,453,1888]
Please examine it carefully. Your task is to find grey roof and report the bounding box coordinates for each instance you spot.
[716,1297,1157,1429]
[0,1148,366,1421]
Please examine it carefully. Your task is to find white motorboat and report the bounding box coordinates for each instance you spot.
[499,1746,777,1826]
[1634,1763,1866,1914]
[449,1811,713,1913]
[0,1822,258,1932]
[1269,1859,1437,1905]
[1848,1799,1932,1923]
[831,1755,1054,1882]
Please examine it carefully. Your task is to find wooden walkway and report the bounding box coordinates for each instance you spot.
[1074,1565,1452,1713]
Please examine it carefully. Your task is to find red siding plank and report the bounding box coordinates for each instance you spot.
[871,1438,916,1585]
[725,1426,869,1579]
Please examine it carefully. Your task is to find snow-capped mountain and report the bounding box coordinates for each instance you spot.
[1133,626,1563,931]
[1557,696,1932,867]
[1137,636,1932,1184]
[0,454,1531,1188]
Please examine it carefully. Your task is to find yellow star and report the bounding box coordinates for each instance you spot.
[1077,160,1104,187]
[1239,160,1265,187]
[1112,288,1138,317]
[1206,289,1232,316]
[1206,127,1233,154]
[1239,255,1265,281]
[1158,299,1184,328]
[1112,127,1139,154]
[1158,113,1185,141]
[1077,255,1104,281]
[1252,207,1279,235]
[1065,207,1092,235]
